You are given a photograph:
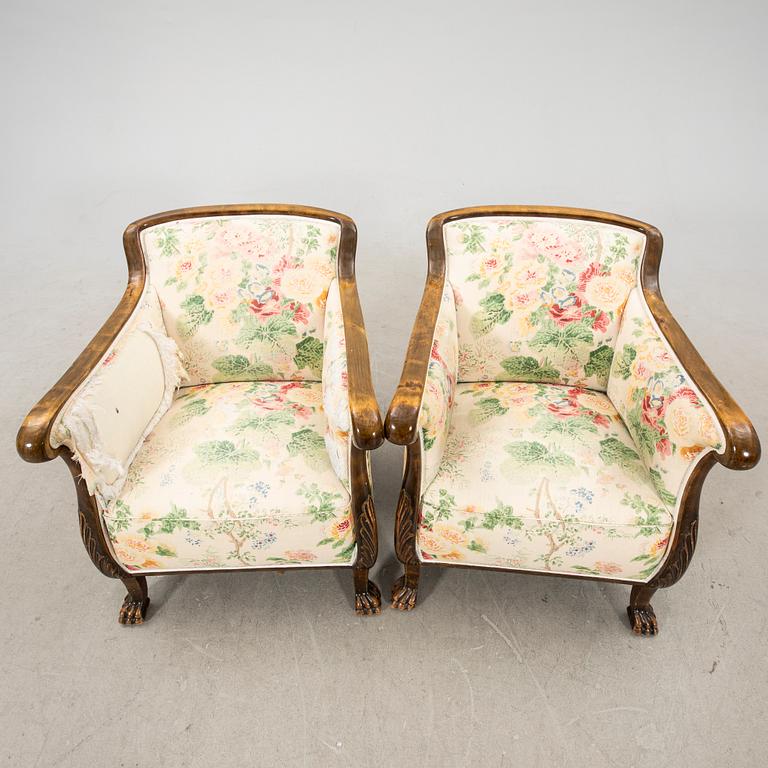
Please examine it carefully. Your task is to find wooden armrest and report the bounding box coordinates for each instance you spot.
[384,272,444,445]
[338,230,383,452]
[385,221,447,446]
[16,233,146,463]
[641,232,760,471]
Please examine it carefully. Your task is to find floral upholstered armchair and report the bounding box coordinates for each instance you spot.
[386,206,759,634]
[17,205,383,623]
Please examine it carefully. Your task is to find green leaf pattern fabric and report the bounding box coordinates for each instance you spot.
[443,216,646,389]
[105,381,355,571]
[418,381,676,581]
[418,283,459,488]
[606,288,724,503]
[141,214,340,385]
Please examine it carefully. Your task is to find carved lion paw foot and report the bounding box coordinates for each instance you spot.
[391,575,418,611]
[627,604,658,636]
[354,580,382,616]
[118,595,150,625]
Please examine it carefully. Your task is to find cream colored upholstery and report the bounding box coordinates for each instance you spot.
[107,382,354,572]
[54,213,360,573]
[444,216,645,388]
[419,382,673,579]
[416,215,725,583]
[140,214,340,386]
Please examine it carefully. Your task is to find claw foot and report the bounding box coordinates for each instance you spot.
[354,580,382,616]
[118,595,150,625]
[391,575,418,611]
[627,603,658,635]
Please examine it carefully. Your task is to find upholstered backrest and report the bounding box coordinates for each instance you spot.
[141,214,340,386]
[443,216,646,391]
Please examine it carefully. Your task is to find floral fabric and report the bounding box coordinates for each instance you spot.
[141,215,340,386]
[607,289,724,506]
[51,286,186,507]
[105,381,355,571]
[419,282,459,489]
[322,279,351,488]
[443,216,646,390]
[418,382,674,581]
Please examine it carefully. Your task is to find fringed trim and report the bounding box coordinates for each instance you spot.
[54,397,123,497]
[137,321,188,401]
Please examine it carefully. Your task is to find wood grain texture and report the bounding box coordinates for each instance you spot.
[384,220,446,445]
[337,220,384,451]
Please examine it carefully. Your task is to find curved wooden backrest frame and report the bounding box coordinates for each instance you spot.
[385,205,760,470]
[17,203,383,464]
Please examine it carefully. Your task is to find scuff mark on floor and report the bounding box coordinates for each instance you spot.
[481,613,523,663]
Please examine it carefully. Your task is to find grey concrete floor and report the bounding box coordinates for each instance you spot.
[2,2,767,766]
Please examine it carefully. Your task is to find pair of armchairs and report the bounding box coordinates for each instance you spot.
[17,204,759,635]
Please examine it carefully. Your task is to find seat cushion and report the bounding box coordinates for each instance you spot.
[103,382,355,571]
[418,382,674,581]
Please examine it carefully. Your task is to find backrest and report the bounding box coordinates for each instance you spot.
[441,213,647,391]
[139,211,342,386]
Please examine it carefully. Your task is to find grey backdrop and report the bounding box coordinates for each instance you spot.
[2,2,766,767]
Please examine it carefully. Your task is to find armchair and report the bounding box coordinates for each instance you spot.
[386,206,759,634]
[17,204,383,623]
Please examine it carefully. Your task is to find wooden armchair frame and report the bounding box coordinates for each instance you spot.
[17,204,384,623]
[385,205,760,634]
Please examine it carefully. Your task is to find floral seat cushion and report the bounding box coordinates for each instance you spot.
[418,382,674,581]
[104,381,355,572]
